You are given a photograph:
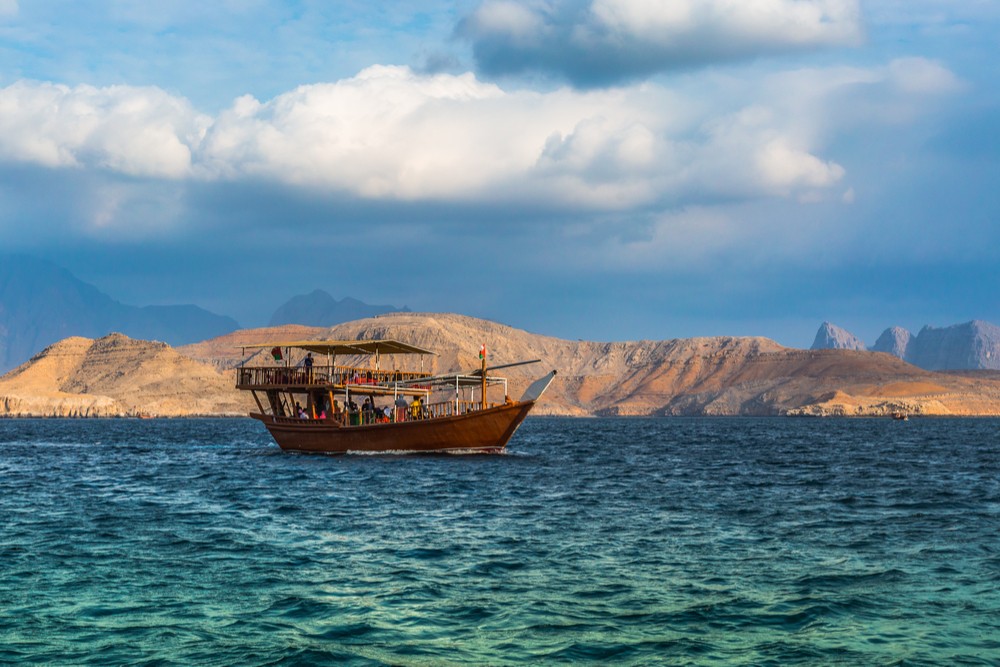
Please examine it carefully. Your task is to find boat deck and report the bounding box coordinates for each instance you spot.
[236,364,432,395]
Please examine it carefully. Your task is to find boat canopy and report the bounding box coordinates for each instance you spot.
[241,339,436,356]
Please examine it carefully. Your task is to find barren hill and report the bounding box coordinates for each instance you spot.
[0,333,251,417]
[4,313,1000,417]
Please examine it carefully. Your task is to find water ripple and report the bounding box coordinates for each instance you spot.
[1,417,999,665]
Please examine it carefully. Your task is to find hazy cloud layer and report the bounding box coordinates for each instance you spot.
[458,0,863,86]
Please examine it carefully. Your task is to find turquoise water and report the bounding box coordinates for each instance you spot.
[1,417,998,665]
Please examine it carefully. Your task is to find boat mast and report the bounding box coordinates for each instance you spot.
[480,343,487,411]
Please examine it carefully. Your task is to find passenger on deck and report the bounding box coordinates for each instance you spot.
[410,396,422,420]
[395,395,408,421]
[303,353,314,382]
[295,402,307,419]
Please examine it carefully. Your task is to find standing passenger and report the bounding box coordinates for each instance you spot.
[303,352,314,383]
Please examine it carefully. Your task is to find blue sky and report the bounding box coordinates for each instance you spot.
[2,1,998,347]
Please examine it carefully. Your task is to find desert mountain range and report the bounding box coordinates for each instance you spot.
[4,312,1000,418]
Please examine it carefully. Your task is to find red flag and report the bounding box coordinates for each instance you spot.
[479,344,486,359]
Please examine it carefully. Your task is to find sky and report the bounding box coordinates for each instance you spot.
[1,0,998,347]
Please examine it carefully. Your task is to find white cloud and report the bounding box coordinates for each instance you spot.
[199,65,849,208]
[756,139,845,190]
[0,0,16,17]
[0,56,963,216]
[0,81,209,178]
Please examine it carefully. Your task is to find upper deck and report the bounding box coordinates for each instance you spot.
[236,363,433,396]
[236,338,439,396]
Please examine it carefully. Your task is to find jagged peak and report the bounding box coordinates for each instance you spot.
[871,326,913,360]
[811,322,866,351]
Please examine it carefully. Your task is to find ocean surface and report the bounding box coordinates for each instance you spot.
[1,417,998,666]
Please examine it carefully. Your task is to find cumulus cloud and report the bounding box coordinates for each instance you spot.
[197,64,857,209]
[0,57,961,219]
[0,81,209,178]
[458,0,863,86]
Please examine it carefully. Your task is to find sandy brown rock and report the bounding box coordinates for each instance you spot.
[0,333,252,417]
[5,313,1000,418]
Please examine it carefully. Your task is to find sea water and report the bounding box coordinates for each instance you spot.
[0,417,998,665]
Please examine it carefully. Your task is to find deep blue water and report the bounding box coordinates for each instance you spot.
[1,417,998,666]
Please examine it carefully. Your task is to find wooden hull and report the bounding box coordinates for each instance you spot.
[251,401,536,454]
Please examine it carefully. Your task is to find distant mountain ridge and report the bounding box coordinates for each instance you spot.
[268,289,409,327]
[811,320,1000,370]
[0,254,239,374]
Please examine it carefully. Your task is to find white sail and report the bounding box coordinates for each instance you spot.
[519,370,557,402]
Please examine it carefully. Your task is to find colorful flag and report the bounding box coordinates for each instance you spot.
[479,344,486,360]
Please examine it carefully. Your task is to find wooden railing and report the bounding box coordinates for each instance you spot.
[236,365,431,388]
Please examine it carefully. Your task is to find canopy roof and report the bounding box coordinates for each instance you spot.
[242,339,436,356]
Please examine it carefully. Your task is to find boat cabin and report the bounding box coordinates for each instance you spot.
[236,339,512,427]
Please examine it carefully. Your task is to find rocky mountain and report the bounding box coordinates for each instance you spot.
[0,333,250,417]
[268,289,409,327]
[813,319,1000,371]
[903,321,1000,371]
[0,254,239,374]
[811,322,867,351]
[871,326,913,359]
[6,313,1000,418]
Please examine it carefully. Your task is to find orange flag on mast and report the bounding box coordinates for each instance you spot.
[479,344,486,360]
